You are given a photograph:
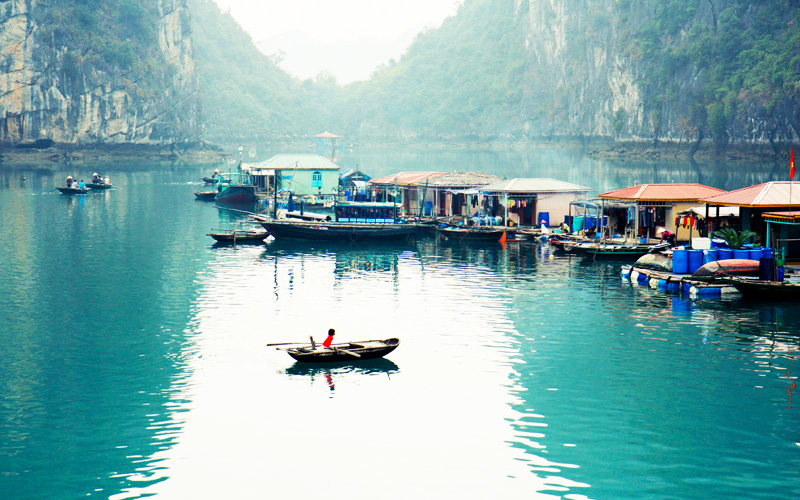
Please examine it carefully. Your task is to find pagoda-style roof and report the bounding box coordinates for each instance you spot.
[599,183,725,202]
[314,131,341,138]
[369,172,446,186]
[702,182,800,207]
[478,178,591,194]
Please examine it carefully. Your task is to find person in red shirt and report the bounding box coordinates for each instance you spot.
[322,328,335,348]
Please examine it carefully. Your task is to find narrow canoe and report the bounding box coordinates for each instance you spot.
[85,183,113,190]
[207,229,269,243]
[57,187,88,194]
[729,278,800,298]
[282,338,400,363]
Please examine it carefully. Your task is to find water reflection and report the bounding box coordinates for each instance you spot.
[283,359,400,395]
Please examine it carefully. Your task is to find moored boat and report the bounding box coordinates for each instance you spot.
[728,277,800,297]
[207,228,269,243]
[194,191,217,200]
[86,182,114,190]
[275,338,400,363]
[435,224,512,241]
[260,201,417,242]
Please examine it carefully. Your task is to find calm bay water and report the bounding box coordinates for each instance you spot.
[0,151,798,499]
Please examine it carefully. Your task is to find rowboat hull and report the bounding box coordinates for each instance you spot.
[261,220,417,242]
[86,183,113,190]
[730,279,800,297]
[194,191,217,200]
[436,226,510,241]
[57,187,87,194]
[207,230,269,243]
[285,338,400,363]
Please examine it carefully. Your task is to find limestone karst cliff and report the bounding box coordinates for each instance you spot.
[0,0,200,146]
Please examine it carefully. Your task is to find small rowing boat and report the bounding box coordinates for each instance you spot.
[207,228,269,243]
[57,187,88,194]
[272,338,400,363]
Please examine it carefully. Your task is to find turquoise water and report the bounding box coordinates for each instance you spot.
[0,157,798,499]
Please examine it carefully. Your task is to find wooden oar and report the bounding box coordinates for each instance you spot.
[334,347,361,358]
[266,341,308,346]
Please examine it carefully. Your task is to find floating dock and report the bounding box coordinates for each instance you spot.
[621,265,740,299]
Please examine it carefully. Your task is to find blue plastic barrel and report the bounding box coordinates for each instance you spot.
[703,249,718,264]
[672,249,689,274]
[573,216,584,233]
[687,250,703,273]
[759,257,775,281]
[538,212,550,227]
[763,247,774,258]
[749,248,763,260]
[778,267,785,282]
[718,248,733,260]
[733,249,750,259]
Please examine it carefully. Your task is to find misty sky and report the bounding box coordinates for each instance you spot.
[212,0,460,83]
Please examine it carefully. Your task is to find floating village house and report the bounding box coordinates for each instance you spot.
[477,178,592,227]
[701,182,800,258]
[599,184,727,242]
[415,172,502,217]
[248,154,340,200]
[368,172,446,215]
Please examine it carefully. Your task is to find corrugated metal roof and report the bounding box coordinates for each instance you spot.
[599,183,725,201]
[478,178,592,194]
[421,172,501,187]
[369,172,447,186]
[763,210,800,221]
[702,182,800,207]
[251,154,340,171]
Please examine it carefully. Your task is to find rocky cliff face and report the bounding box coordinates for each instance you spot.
[516,0,800,147]
[0,0,200,146]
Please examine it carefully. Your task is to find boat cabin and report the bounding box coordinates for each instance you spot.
[334,201,402,224]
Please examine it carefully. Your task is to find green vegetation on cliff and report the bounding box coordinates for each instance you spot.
[34,0,165,89]
[186,0,800,146]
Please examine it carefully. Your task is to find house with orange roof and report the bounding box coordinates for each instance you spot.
[599,184,727,242]
[702,181,800,258]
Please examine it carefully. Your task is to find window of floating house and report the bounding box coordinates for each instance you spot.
[312,171,322,188]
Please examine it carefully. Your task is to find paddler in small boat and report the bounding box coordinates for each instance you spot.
[66,176,73,187]
[92,173,102,184]
[322,329,335,348]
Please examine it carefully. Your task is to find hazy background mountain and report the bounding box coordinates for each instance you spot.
[0,0,797,153]
[255,30,420,84]
[193,0,800,151]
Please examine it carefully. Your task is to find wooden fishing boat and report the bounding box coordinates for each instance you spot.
[727,277,800,297]
[276,338,400,363]
[207,227,269,243]
[202,176,220,184]
[194,191,217,200]
[57,187,88,194]
[262,220,417,241]
[260,201,417,242]
[86,182,113,190]
[435,225,511,241]
[581,243,660,259]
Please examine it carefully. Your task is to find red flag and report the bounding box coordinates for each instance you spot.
[792,148,796,179]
